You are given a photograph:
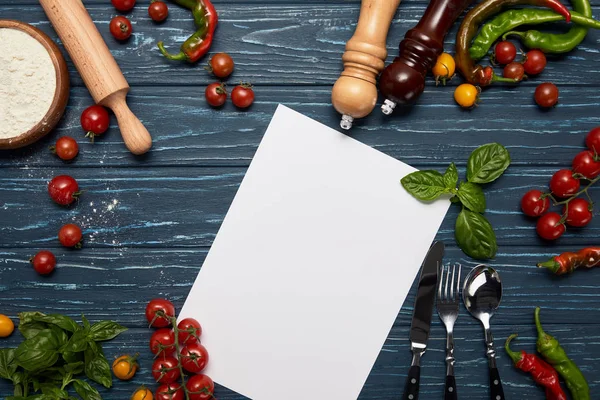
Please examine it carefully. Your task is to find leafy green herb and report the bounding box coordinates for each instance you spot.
[400,143,510,260]
[89,321,127,342]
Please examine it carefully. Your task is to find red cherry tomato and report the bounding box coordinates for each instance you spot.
[48,175,80,206]
[150,328,176,357]
[209,53,235,78]
[177,318,202,345]
[180,343,209,374]
[145,298,176,328]
[585,127,600,154]
[30,250,56,275]
[523,49,546,75]
[494,41,517,65]
[110,16,132,41]
[81,105,110,142]
[536,212,566,240]
[572,150,600,179]
[503,62,525,82]
[58,224,83,248]
[231,84,255,108]
[155,383,184,400]
[52,136,79,161]
[186,374,214,400]
[564,198,593,227]
[521,189,550,217]
[112,0,136,12]
[148,1,169,22]
[152,356,180,384]
[549,169,580,198]
[205,83,227,107]
[534,82,559,108]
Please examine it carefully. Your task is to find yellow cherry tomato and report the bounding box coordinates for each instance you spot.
[432,53,456,85]
[454,84,480,108]
[0,314,14,338]
[131,387,153,400]
[112,354,138,380]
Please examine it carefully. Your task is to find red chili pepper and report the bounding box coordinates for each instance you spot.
[537,247,600,275]
[505,334,567,400]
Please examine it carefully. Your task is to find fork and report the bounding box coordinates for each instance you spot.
[437,263,461,400]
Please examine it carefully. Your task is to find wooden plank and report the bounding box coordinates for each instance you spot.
[1,86,599,168]
[2,4,599,86]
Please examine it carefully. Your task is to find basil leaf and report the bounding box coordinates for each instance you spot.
[89,321,127,342]
[401,170,449,201]
[18,320,48,340]
[73,379,102,400]
[84,342,112,389]
[0,348,17,380]
[64,361,85,375]
[457,182,486,213]
[40,384,69,398]
[15,329,61,372]
[466,143,511,184]
[82,315,91,331]
[455,209,498,260]
[63,329,89,353]
[62,351,84,364]
[443,163,459,190]
[7,396,50,400]
[19,312,79,334]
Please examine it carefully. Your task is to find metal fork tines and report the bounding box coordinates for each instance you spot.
[437,263,462,400]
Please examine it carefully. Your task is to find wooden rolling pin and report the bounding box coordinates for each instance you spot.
[379,0,474,115]
[39,0,152,155]
[331,0,401,130]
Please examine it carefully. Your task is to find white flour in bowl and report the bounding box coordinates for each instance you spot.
[0,28,57,139]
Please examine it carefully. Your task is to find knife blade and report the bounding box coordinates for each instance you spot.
[403,240,444,400]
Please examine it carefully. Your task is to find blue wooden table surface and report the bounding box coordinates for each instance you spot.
[1,0,600,398]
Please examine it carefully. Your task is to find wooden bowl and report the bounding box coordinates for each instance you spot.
[0,20,70,150]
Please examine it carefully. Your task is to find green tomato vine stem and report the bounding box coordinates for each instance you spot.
[170,316,190,400]
[546,174,599,224]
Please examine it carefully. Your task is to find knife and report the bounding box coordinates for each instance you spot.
[403,241,444,400]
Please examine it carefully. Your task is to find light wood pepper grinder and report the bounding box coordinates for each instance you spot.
[379,0,474,115]
[331,0,401,130]
[40,0,152,155]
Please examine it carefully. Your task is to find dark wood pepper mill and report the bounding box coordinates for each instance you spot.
[379,0,475,115]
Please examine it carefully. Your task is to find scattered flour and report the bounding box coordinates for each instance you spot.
[0,28,56,139]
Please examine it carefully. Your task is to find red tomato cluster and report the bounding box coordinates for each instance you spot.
[521,127,600,240]
[204,53,255,109]
[146,299,214,400]
[109,0,170,40]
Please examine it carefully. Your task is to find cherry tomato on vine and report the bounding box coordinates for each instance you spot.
[48,175,80,206]
[180,343,209,374]
[146,299,175,328]
[177,318,202,345]
[51,136,79,161]
[30,250,56,275]
[186,374,214,400]
[231,83,255,108]
[112,0,136,12]
[112,354,138,380]
[494,41,517,65]
[564,198,593,227]
[432,52,455,85]
[58,224,83,248]
[209,53,235,78]
[205,83,227,107]
[503,62,525,82]
[110,16,133,41]
[0,314,15,338]
[148,1,169,22]
[523,49,546,75]
[534,82,559,108]
[150,328,176,356]
[585,127,600,154]
[131,387,153,400]
[572,150,600,179]
[155,383,184,400]
[521,189,550,217]
[152,356,180,384]
[536,212,565,240]
[549,169,580,198]
[81,105,110,142]
[454,83,479,108]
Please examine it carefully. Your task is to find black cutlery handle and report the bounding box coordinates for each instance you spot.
[403,365,420,400]
[489,367,505,400]
[444,375,457,400]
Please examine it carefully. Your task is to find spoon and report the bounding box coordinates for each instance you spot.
[463,265,505,400]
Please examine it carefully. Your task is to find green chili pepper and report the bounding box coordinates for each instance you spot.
[535,307,590,400]
[470,9,600,60]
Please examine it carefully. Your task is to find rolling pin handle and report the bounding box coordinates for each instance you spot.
[340,115,354,130]
[381,99,397,115]
[104,91,152,155]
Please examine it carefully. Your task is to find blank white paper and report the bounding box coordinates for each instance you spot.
[179,105,450,400]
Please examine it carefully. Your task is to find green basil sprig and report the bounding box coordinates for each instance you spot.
[0,312,126,399]
[401,143,510,260]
